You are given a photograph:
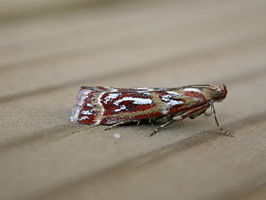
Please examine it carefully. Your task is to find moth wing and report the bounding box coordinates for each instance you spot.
[71,86,210,124]
[70,87,106,123]
[101,90,156,117]
[71,88,160,124]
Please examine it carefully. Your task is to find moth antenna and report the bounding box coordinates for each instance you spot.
[210,101,234,137]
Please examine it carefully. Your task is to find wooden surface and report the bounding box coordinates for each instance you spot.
[0,0,266,200]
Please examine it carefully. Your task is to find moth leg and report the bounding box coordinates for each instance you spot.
[149,119,175,136]
[210,102,234,137]
[104,120,139,131]
[150,104,207,135]
[149,105,209,136]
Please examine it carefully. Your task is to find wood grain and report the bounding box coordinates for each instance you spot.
[0,0,265,99]
[0,0,265,200]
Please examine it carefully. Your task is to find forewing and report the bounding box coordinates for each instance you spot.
[100,91,163,124]
[70,86,210,125]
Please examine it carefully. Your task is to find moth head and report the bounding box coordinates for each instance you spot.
[210,84,228,102]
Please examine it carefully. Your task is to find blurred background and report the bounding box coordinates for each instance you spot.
[1,0,266,99]
[0,0,116,20]
[1,0,266,200]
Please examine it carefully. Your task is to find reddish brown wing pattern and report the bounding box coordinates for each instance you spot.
[70,86,209,125]
[70,85,231,136]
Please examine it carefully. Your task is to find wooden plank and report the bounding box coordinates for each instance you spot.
[233,184,266,200]
[0,0,265,99]
[39,113,265,200]
[0,36,266,147]
[1,0,232,57]
[0,0,116,21]
[0,1,266,200]
[0,0,253,47]
[0,74,266,200]
[1,46,266,200]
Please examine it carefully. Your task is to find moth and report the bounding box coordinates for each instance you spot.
[70,84,232,136]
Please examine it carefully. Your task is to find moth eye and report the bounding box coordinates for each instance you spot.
[213,90,222,100]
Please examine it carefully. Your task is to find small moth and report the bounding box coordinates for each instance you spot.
[70,84,232,136]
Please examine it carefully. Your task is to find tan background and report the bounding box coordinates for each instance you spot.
[0,0,266,200]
